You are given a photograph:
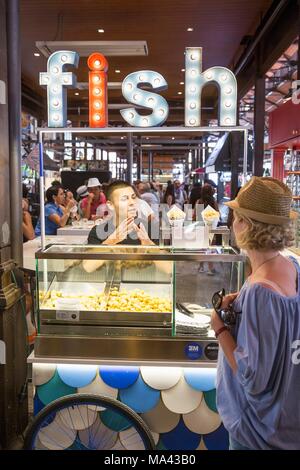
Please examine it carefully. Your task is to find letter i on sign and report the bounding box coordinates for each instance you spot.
[88,53,108,127]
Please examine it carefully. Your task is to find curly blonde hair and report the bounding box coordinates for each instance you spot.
[234,212,295,251]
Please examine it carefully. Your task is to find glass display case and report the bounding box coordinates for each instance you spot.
[35,244,244,364]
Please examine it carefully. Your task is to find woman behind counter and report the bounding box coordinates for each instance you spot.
[211,176,300,450]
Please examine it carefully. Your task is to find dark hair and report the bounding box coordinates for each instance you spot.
[51,180,62,188]
[200,184,218,210]
[46,186,60,204]
[105,180,133,201]
[163,184,175,205]
[22,183,29,199]
[189,185,203,209]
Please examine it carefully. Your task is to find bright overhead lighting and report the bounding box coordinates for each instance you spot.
[34,52,40,57]
[180,81,184,85]
[178,91,182,95]
[187,27,194,32]
[75,92,79,96]
[98,29,105,33]
[181,68,185,72]
[115,69,121,73]
[172,137,175,140]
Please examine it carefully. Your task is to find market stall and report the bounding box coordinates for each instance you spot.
[28,243,244,450]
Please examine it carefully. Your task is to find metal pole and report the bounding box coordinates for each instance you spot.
[253,46,265,177]
[7,0,22,265]
[38,132,46,250]
[126,133,133,183]
[137,140,142,180]
[242,129,248,185]
[148,151,152,182]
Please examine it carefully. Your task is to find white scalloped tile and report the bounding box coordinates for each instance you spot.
[197,438,208,450]
[78,416,118,450]
[161,376,203,414]
[140,367,182,390]
[119,427,146,450]
[37,416,76,450]
[141,398,180,433]
[151,432,159,445]
[58,404,98,430]
[34,437,48,450]
[32,364,57,386]
[78,373,118,400]
[109,439,126,451]
[183,398,221,434]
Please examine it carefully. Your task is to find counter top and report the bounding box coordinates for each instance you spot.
[22,235,87,271]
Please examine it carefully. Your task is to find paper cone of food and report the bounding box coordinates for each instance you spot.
[167,205,186,226]
[201,205,219,229]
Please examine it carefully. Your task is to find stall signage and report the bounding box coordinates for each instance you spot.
[40,47,237,129]
[56,310,80,322]
[184,342,203,360]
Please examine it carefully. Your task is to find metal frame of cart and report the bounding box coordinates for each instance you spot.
[37,126,249,250]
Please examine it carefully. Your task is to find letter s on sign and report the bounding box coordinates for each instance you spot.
[291,340,300,365]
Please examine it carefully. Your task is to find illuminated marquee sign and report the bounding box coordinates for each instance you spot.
[40,47,237,128]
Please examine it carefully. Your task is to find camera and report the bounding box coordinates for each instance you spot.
[212,288,241,326]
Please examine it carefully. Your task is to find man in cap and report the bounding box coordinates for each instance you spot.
[81,177,107,220]
[76,185,89,218]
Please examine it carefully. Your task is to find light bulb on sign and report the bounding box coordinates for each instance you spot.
[142,118,149,126]
[224,100,232,108]
[148,97,155,105]
[93,75,101,84]
[221,73,228,81]
[88,52,108,128]
[225,86,233,95]
[189,118,196,125]
[61,55,68,63]
[190,102,196,109]
[154,78,161,86]
[158,108,165,116]
[52,66,59,74]
[225,117,232,125]
[205,72,213,80]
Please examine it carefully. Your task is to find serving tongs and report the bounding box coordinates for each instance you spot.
[176,302,194,317]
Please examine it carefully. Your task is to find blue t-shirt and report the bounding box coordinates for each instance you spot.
[216,257,300,450]
[35,203,63,236]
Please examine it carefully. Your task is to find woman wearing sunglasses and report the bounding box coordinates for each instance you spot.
[211,177,300,450]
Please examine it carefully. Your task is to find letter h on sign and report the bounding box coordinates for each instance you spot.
[185,47,237,127]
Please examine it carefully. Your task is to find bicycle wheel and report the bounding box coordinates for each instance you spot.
[24,394,156,450]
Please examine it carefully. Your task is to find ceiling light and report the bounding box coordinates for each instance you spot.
[180,82,184,85]
[181,68,185,72]
[34,52,40,57]
[178,91,182,95]
[115,69,121,73]
[98,29,105,33]
[75,92,79,96]
[172,137,175,140]
[187,27,194,32]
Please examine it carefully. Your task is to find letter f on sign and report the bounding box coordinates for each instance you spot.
[40,51,79,127]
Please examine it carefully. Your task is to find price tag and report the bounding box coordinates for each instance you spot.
[56,310,80,322]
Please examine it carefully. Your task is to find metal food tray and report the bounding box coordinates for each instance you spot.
[39,281,173,328]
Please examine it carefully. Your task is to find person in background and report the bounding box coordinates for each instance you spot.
[189,182,203,209]
[212,176,300,450]
[22,184,35,241]
[35,186,76,236]
[136,182,159,220]
[163,184,176,208]
[81,177,106,220]
[174,180,188,209]
[196,184,220,275]
[150,180,162,204]
[61,189,79,223]
[76,185,89,218]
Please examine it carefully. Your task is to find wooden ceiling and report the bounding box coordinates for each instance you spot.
[21,0,272,124]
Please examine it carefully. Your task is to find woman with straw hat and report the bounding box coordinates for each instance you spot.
[211,176,300,450]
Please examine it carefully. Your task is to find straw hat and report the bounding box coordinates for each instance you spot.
[225,176,298,225]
